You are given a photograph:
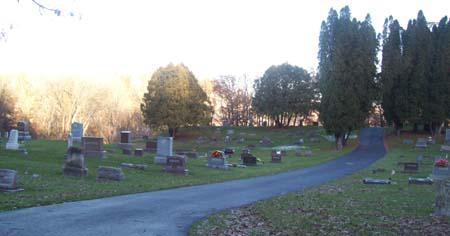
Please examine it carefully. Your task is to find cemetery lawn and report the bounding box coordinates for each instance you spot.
[0,127,355,211]
[190,133,450,236]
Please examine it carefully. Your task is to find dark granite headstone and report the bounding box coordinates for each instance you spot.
[401,162,419,173]
[0,169,23,192]
[164,155,188,175]
[271,150,282,163]
[145,140,157,152]
[241,153,257,166]
[82,137,106,158]
[134,148,143,157]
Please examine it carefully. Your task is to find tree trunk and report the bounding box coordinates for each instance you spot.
[335,134,343,150]
[394,120,402,136]
[168,127,176,138]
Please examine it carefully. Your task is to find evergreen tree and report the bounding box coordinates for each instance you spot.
[318,6,378,150]
[252,63,316,127]
[141,64,211,137]
[380,16,407,135]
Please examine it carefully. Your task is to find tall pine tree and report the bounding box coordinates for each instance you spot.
[318,6,378,150]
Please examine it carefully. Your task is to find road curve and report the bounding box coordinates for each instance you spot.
[0,128,386,236]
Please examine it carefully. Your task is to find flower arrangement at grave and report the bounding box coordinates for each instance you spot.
[435,159,449,168]
[211,150,223,158]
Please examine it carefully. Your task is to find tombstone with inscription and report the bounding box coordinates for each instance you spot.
[208,150,229,170]
[164,155,188,175]
[400,162,419,173]
[5,129,19,150]
[17,121,31,141]
[63,147,88,177]
[145,140,157,152]
[70,122,83,143]
[82,137,106,158]
[155,137,173,164]
[0,169,23,192]
[118,131,132,150]
[271,150,282,163]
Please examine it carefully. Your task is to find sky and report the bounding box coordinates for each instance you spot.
[0,0,448,80]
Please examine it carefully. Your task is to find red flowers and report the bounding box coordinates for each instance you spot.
[212,150,222,158]
[435,159,449,167]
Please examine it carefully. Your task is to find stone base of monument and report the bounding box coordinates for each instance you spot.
[97,166,125,182]
[154,155,168,165]
[5,142,19,150]
[0,169,24,193]
[63,166,88,177]
[207,157,229,170]
[434,178,450,216]
[408,177,433,185]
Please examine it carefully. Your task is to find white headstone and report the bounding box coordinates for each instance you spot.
[154,137,173,164]
[6,129,19,150]
[71,122,83,141]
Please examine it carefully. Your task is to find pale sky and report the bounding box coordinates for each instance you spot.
[0,0,448,80]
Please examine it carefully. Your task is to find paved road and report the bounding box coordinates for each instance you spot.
[0,128,386,236]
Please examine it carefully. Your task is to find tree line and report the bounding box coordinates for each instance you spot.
[0,6,448,150]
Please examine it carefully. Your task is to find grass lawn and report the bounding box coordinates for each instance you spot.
[0,126,355,211]
[190,133,450,236]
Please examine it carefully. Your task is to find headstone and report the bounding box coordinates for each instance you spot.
[5,129,19,150]
[296,149,312,157]
[427,136,436,145]
[294,139,304,145]
[236,137,245,144]
[226,129,234,135]
[120,163,147,170]
[446,129,450,144]
[401,162,419,173]
[70,122,83,143]
[408,177,433,185]
[17,121,31,141]
[271,150,282,163]
[97,166,125,182]
[223,148,235,156]
[134,148,143,157]
[164,155,188,175]
[145,140,157,152]
[118,131,132,150]
[241,153,257,166]
[82,137,106,158]
[63,147,88,177]
[155,137,173,164]
[363,178,391,184]
[434,178,450,216]
[403,139,414,145]
[259,137,272,146]
[415,138,427,149]
[207,151,229,170]
[0,169,23,192]
[224,136,231,144]
[441,145,450,152]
